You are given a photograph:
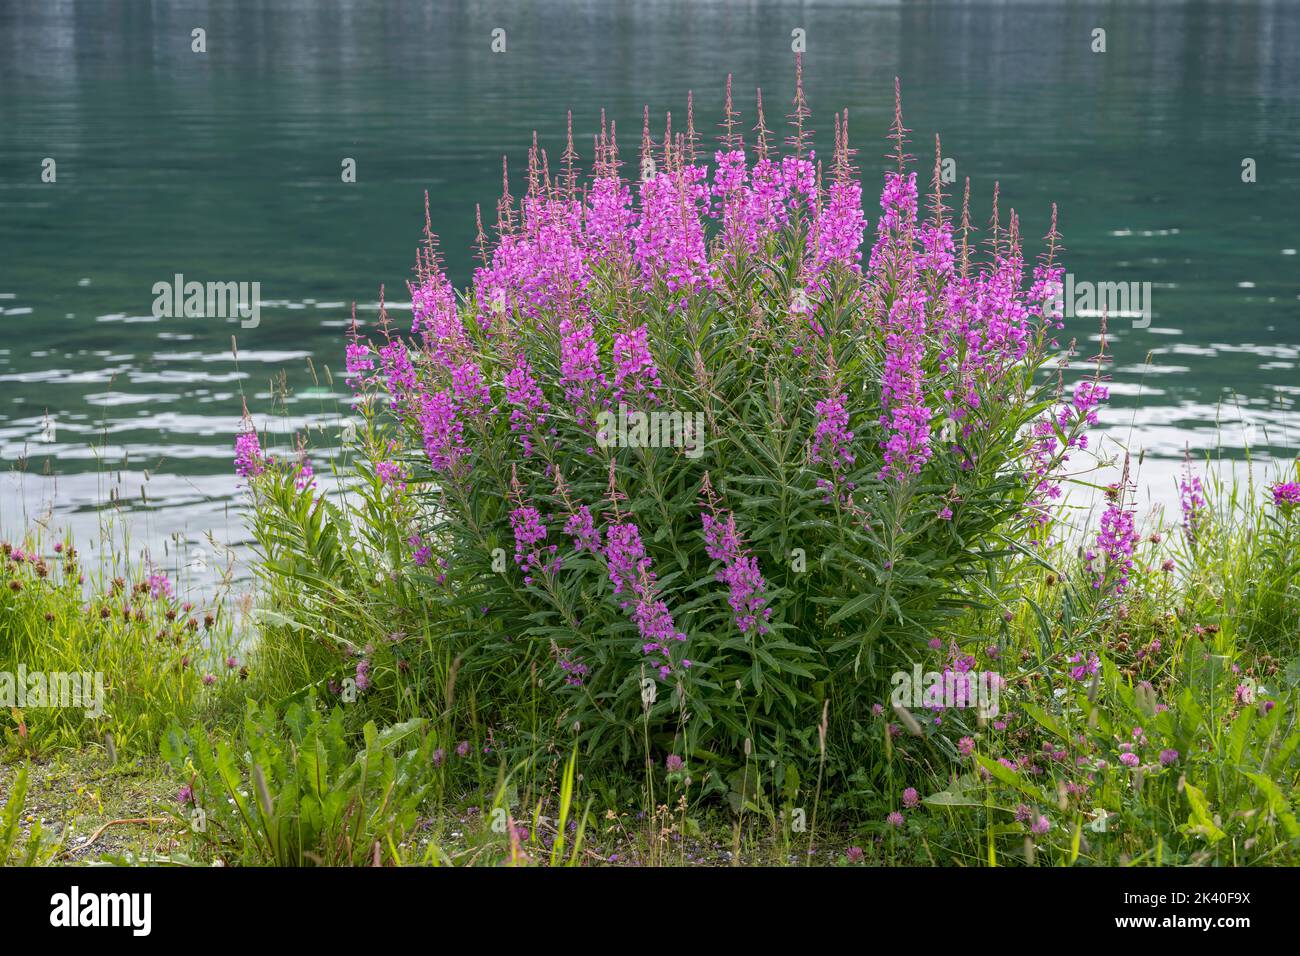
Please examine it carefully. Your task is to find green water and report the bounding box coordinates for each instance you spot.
[1,0,1298,561]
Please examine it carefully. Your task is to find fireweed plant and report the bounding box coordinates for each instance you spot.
[241,67,1124,791]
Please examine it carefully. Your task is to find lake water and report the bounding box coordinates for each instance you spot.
[2,0,1298,577]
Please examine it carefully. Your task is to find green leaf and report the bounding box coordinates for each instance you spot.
[1240,770,1300,838]
[1182,783,1226,844]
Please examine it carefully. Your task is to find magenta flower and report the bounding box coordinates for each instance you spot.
[379,340,418,410]
[1088,503,1137,593]
[633,162,712,298]
[146,572,173,600]
[1271,481,1300,508]
[1179,457,1207,540]
[611,325,663,409]
[345,340,374,380]
[450,360,491,418]
[234,427,264,479]
[411,270,468,365]
[418,389,468,476]
[558,318,607,428]
[557,650,589,687]
[408,534,431,567]
[1067,652,1100,681]
[294,457,316,493]
[504,354,551,457]
[375,460,408,492]
[510,504,560,585]
[902,787,920,809]
[603,520,687,677]
[701,505,772,637]
[811,384,856,479]
[563,505,602,554]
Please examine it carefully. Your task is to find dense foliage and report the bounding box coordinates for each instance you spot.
[241,71,1124,788]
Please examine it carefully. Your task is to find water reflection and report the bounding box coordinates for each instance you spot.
[1,0,1297,567]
